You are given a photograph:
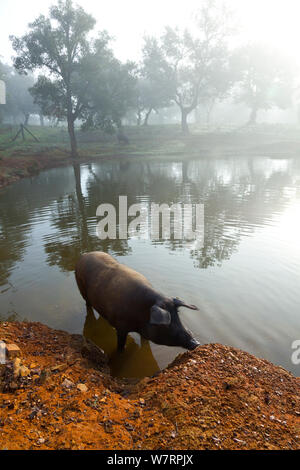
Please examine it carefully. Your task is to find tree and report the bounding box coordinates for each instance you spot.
[8,72,38,125]
[136,37,174,126]
[30,75,69,125]
[0,62,40,125]
[159,0,233,134]
[80,57,137,141]
[196,57,235,126]
[10,0,101,157]
[135,78,153,126]
[232,43,294,125]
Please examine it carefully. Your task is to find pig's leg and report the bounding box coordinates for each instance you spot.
[117,330,128,351]
[86,302,96,320]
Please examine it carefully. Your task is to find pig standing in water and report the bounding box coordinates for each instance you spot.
[75,252,200,351]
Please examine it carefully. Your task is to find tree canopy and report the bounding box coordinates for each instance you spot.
[135,37,175,126]
[11,0,111,156]
[155,0,234,133]
[0,62,39,125]
[232,43,294,124]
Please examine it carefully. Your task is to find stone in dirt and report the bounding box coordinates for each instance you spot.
[77,383,88,393]
[13,358,21,378]
[19,366,30,377]
[51,364,68,372]
[62,378,74,389]
[5,344,21,359]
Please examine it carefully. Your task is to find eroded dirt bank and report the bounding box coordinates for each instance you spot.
[0,322,299,450]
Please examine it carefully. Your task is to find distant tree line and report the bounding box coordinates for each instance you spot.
[0,0,295,156]
[0,62,43,125]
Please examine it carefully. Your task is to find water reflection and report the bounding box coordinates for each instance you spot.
[43,163,131,272]
[0,156,300,377]
[83,307,159,378]
[37,158,300,274]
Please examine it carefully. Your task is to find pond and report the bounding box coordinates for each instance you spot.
[0,156,300,378]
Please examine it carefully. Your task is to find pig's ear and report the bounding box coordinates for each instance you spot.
[173,298,199,310]
[150,305,171,326]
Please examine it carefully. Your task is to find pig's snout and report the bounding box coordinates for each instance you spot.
[186,339,200,350]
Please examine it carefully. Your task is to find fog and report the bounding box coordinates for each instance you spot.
[1,0,300,63]
[1,0,300,131]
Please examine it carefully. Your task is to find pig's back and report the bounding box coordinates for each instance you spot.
[75,251,156,330]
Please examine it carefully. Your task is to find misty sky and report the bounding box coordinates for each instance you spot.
[1,0,300,64]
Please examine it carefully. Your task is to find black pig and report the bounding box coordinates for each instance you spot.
[75,252,199,351]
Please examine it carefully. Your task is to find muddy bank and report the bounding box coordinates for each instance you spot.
[0,322,299,450]
[0,149,70,189]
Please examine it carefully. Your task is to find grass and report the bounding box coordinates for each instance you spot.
[0,122,300,188]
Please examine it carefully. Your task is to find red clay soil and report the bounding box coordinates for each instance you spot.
[0,321,299,450]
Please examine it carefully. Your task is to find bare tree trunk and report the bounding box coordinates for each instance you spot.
[206,111,211,127]
[24,113,30,126]
[66,81,78,157]
[116,120,129,144]
[68,117,78,157]
[143,108,153,126]
[137,109,142,126]
[248,106,258,125]
[181,108,190,134]
[39,114,44,127]
[206,104,214,127]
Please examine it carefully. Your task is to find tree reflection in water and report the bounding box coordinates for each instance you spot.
[41,158,297,272]
[0,156,299,376]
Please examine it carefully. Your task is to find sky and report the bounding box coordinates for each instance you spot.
[1,0,300,64]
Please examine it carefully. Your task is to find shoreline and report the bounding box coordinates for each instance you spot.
[0,321,299,450]
[1,126,300,190]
